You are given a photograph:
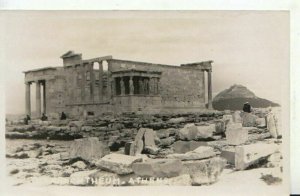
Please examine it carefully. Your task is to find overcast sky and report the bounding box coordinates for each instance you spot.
[0,11,289,114]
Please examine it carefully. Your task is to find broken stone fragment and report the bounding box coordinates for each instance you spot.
[167,146,216,161]
[69,137,110,162]
[129,139,144,156]
[181,157,226,185]
[96,154,142,175]
[144,146,159,155]
[129,128,147,156]
[172,141,208,153]
[235,143,280,170]
[132,159,183,178]
[266,112,280,138]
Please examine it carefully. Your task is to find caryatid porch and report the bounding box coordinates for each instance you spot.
[111,69,162,112]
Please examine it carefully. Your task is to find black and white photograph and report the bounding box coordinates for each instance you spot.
[0,8,294,196]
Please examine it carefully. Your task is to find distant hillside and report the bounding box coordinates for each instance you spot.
[213,84,280,111]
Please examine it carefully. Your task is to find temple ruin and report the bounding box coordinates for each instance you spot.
[24,51,213,118]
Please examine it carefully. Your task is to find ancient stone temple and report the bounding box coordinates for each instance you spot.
[24,51,213,118]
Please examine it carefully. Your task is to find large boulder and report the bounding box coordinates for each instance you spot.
[172,141,207,153]
[235,143,280,170]
[132,159,183,178]
[69,137,110,162]
[182,157,226,185]
[96,154,142,175]
[167,146,216,161]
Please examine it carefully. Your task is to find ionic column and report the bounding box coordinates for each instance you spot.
[98,61,103,101]
[25,82,31,116]
[80,63,86,102]
[36,81,41,117]
[89,63,95,102]
[42,81,46,113]
[207,70,213,109]
[129,76,134,95]
[120,77,125,95]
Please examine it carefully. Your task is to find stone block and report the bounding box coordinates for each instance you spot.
[214,120,225,134]
[124,142,133,155]
[144,128,156,147]
[226,126,248,145]
[96,154,142,175]
[178,123,198,140]
[167,146,216,161]
[195,124,215,139]
[167,117,185,124]
[132,159,183,178]
[69,137,110,162]
[223,114,233,125]
[235,143,280,170]
[220,147,235,164]
[172,141,207,153]
[242,113,257,127]
[182,157,226,185]
[232,111,242,123]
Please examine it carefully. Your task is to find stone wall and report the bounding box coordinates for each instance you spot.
[108,59,206,111]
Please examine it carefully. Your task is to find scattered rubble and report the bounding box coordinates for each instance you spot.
[5,109,283,187]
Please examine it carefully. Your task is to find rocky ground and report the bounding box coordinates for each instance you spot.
[5,109,284,193]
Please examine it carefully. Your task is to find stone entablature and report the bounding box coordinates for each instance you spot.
[24,51,213,118]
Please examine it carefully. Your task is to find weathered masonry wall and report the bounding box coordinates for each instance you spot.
[108,59,206,111]
[24,52,212,118]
